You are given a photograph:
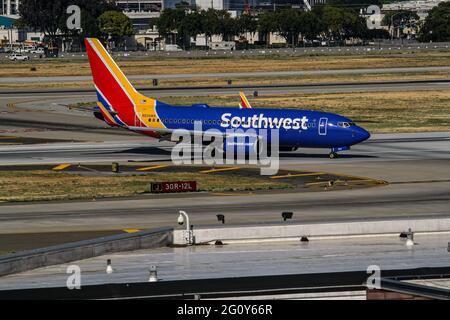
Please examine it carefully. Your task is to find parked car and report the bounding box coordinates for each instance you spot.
[164,44,183,52]
[9,53,30,61]
[209,41,236,51]
[22,45,36,53]
[30,47,45,54]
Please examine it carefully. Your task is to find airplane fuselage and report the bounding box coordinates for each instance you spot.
[125,103,370,150]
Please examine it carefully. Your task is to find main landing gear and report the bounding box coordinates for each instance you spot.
[329,151,338,159]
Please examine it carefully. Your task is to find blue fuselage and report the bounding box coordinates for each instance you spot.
[153,103,370,150]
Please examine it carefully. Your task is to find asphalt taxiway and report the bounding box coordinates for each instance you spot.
[1,79,450,99]
[2,66,450,84]
[0,131,448,235]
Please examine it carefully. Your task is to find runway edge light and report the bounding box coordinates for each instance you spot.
[106,259,113,274]
[149,265,158,282]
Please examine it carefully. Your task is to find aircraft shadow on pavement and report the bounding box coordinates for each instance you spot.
[85,147,376,160]
[83,146,173,157]
[279,152,377,159]
[116,147,173,156]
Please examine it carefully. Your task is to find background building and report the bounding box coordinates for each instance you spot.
[117,0,162,31]
[0,0,20,17]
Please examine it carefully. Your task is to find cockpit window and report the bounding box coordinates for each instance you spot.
[337,122,356,128]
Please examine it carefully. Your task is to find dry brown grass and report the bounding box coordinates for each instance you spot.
[0,170,292,202]
[1,52,449,78]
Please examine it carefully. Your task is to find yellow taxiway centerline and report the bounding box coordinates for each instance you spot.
[123,229,141,233]
[200,166,241,174]
[52,164,71,171]
[270,172,325,179]
[136,165,169,171]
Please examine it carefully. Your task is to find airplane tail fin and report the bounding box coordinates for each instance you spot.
[239,91,253,109]
[84,38,164,129]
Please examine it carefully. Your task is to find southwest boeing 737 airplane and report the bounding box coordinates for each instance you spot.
[85,38,370,159]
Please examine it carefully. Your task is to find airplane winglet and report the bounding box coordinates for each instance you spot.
[239,91,252,109]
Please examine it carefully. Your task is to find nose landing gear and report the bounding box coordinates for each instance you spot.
[329,146,350,159]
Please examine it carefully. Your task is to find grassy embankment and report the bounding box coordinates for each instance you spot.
[0,171,293,202]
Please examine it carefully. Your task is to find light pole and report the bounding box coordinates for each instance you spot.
[178,210,193,245]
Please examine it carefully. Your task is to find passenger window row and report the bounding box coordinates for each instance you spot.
[149,118,222,125]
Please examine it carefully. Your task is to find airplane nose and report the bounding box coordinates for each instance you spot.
[351,127,370,143]
[356,127,370,142]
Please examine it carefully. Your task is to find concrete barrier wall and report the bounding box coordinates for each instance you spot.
[0,227,173,277]
[174,218,450,245]
[2,217,449,276]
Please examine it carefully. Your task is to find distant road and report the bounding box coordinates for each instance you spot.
[2,66,450,84]
[1,41,449,62]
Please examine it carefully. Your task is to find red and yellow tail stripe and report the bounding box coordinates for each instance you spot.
[84,38,165,129]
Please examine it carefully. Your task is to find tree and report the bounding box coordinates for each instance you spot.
[156,8,187,46]
[97,11,133,48]
[313,5,363,41]
[77,0,120,39]
[19,0,120,48]
[319,6,347,40]
[275,9,302,46]
[257,11,277,46]
[216,10,237,41]
[383,10,420,39]
[179,11,203,48]
[297,11,320,41]
[237,13,258,42]
[19,0,72,46]
[200,9,221,48]
[418,2,450,42]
